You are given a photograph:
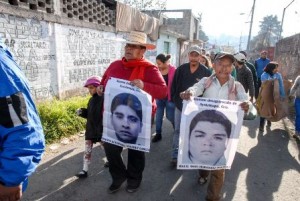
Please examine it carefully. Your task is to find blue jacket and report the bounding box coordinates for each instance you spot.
[0,43,45,191]
[261,72,286,97]
[255,58,270,79]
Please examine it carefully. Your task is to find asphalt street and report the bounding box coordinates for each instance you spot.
[22,116,300,201]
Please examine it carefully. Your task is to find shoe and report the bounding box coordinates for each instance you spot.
[152,134,162,143]
[259,126,264,132]
[197,177,208,185]
[170,159,177,167]
[126,184,140,193]
[76,170,88,178]
[107,183,122,194]
[104,161,109,168]
[267,121,271,127]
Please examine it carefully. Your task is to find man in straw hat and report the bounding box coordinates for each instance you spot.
[98,31,167,194]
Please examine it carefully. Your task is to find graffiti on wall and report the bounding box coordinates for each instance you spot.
[0,14,56,100]
[63,27,124,87]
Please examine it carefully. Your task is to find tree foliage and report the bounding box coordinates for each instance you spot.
[117,0,167,10]
[249,15,281,51]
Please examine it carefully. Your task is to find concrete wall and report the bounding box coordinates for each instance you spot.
[155,33,179,67]
[275,33,300,82]
[0,1,159,100]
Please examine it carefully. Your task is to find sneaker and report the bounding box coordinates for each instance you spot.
[126,184,140,193]
[152,134,162,143]
[76,170,88,178]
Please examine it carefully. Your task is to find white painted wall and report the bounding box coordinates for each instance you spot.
[0,13,160,100]
[156,33,179,67]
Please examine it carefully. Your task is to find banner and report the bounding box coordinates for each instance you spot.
[178,97,244,170]
[102,78,152,152]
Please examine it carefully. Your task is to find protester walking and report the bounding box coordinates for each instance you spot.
[180,52,249,201]
[171,45,211,166]
[152,53,176,143]
[289,75,300,138]
[76,76,108,178]
[255,50,270,99]
[98,31,167,194]
[259,62,285,132]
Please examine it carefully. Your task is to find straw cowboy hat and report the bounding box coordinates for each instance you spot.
[126,31,156,50]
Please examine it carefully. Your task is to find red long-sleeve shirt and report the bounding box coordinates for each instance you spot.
[100,60,167,116]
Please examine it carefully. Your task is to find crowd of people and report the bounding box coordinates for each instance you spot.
[1,30,298,201]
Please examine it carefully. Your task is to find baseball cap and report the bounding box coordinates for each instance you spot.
[233,53,246,62]
[213,52,235,63]
[188,45,201,55]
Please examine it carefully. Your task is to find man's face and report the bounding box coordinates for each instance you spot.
[260,52,267,59]
[111,105,142,143]
[189,121,228,165]
[124,44,146,60]
[188,51,201,66]
[213,57,233,80]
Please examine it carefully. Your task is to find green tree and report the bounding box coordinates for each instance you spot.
[250,15,281,51]
[117,0,167,10]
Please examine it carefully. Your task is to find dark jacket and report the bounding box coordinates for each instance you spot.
[79,94,103,142]
[171,63,211,111]
[245,61,258,87]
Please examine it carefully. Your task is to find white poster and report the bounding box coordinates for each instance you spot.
[102,78,152,152]
[178,97,244,170]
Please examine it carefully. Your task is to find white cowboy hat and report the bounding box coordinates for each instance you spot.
[125,31,156,50]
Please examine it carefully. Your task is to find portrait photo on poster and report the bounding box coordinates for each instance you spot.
[178,98,244,170]
[102,78,152,152]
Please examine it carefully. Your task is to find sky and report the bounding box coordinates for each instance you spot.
[166,0,300,48]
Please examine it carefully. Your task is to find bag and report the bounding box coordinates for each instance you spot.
[256,79,288,122]
[243,102,257,120]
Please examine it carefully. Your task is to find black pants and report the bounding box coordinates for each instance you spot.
[255,78,262,99]
[104,143,145,186]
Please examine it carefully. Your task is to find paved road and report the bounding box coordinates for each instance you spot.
[22,117,300,201]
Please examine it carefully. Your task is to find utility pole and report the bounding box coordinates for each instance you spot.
[279,0,295,39]
[246,0,256,52]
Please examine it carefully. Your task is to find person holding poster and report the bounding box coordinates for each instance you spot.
[171,45,211,167]
[98,31,167,194]
[180,52,249,201]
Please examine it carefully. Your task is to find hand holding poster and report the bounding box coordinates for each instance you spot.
[102,78,152,152]
[178,97,244,170]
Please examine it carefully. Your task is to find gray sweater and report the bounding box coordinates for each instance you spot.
[290,76,300,98]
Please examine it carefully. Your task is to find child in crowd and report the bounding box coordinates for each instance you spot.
[76,76,108,178]
[290,75,300,138]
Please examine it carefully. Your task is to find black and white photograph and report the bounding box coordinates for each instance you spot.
[178,97,244,170]
[102,78,152,152]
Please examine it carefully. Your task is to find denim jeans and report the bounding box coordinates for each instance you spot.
[171,107,181,159]
[295,97,300,134]
[155,99,175,134]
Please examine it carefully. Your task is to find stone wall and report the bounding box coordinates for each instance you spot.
[275,33,300,82]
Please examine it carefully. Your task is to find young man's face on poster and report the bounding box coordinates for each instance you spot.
[111,105,142,143]
[189,121,228,165]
